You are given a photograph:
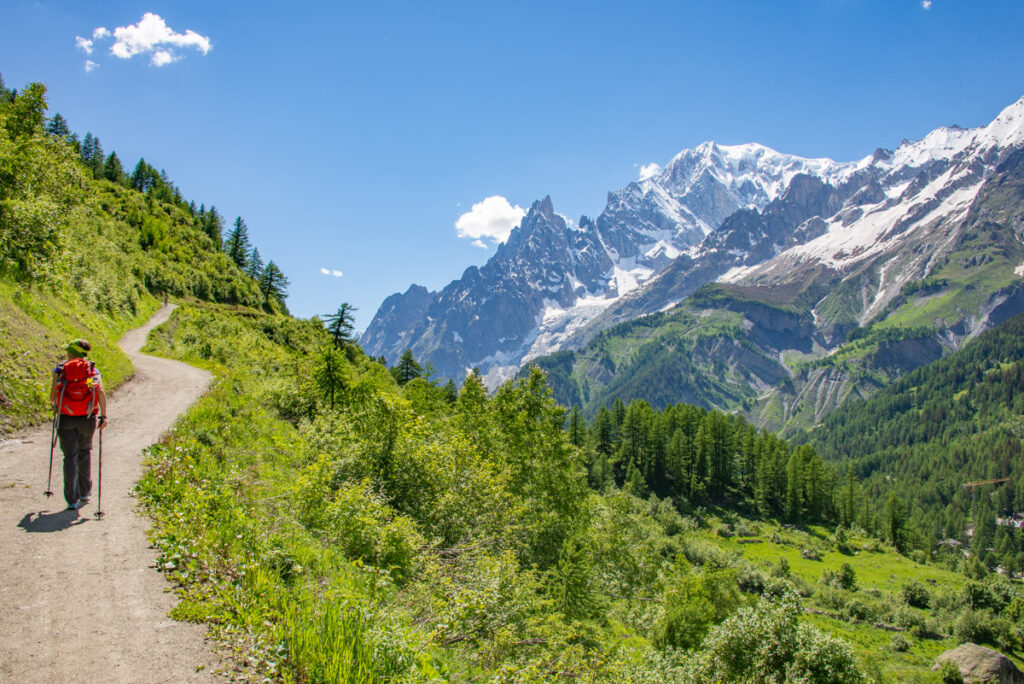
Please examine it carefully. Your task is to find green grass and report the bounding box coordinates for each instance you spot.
[0,279,159,433]
[699,518,1024,681]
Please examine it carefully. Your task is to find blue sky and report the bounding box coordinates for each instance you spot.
[3,1,1024,329]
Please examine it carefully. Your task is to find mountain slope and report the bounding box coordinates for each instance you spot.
[524,96,1024,428]
[362,144,859,385]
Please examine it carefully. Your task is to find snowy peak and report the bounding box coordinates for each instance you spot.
[660,140,855,207]
[978,94,1024,149]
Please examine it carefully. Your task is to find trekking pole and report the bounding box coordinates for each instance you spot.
[44,409,57,498]
[94,428,104,520]
[45,386,65,499]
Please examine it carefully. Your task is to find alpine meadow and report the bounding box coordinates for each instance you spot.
[3,23,1024,683]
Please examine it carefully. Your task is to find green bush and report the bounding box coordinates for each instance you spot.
[889,633,910,652]
[938,660,964,684]
[901,580,931,608]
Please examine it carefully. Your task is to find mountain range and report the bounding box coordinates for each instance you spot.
[362,95,1024,429]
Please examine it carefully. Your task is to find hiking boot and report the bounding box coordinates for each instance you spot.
[80,491,91,502]
[66,500,80,510]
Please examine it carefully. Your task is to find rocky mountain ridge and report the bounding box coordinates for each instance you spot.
[363,95,1024,403]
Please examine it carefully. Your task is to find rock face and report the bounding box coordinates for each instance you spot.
[363,143,853,385]
[932,643,1023,683]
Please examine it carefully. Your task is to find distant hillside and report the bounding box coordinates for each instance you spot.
[800,310,1024,573]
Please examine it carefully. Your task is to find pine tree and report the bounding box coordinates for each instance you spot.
[44,113,71,139]
[567,405,585,447]
[130,158,159,192]
[886,492,907,552]
[259,260,289,305]
[246,247,264,279]
[392,349,423,386]
[324,302,358,349]
[103,152,127,185]
[314,345,347,411]
[224,217,252,269]
[203,205,223,247]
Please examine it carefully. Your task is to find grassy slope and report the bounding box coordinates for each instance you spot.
[700,518,1023,682]
[0,280,158,433]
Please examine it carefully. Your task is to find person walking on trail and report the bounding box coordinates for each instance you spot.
[49,339,108,511]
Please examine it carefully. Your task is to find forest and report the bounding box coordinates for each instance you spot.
[802,312,1024,575]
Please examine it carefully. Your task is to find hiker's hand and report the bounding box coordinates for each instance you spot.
[98,415,108,430]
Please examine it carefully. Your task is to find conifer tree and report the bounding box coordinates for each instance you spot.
[224,216,252,269]
[246,247,264,279]
[103,151,127,185]
[567,405,585,447]
[324,302,358,349]
[392,349,423,386]
[203,205,223,246]
[886,492,907,552]
[259,260,289,304]
[44,112,70,139]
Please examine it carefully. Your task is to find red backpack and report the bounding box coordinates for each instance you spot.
[58,358,98,417]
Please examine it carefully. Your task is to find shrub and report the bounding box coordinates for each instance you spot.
[889,633,910,652]
[938,660,964,684]
[680,592,864,683]
[837,563,858,591]
[953,608,995,644]
[901,580,931,608]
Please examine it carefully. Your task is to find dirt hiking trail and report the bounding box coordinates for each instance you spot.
[0,305,224,683]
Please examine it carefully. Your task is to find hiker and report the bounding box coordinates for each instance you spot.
[49,339,107,511]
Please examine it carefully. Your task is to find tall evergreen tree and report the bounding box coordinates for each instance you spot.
[203,205,223,247]
[130,158,159,192]
[44,112,70,139]
[259,260,289,304]
[392,349,423,386]
[224,216,252,269]
[324,302,358,349]
[246,247,264,279]
[103,151,127,185]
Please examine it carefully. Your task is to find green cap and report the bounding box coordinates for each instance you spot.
[66,339,91,358]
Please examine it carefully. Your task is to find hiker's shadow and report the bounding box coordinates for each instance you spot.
[17,509,89,533]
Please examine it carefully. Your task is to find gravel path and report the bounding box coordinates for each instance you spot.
[0,305,224,683]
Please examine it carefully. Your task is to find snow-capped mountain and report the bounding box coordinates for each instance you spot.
[363,95,1024,389]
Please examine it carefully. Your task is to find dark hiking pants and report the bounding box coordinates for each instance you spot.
[58,414,96,506]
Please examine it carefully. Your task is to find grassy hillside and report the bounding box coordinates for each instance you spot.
[0,80,276,433]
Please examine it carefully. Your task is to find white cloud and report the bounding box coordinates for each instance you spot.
[638,162,661,180]
[84,60,99,73]
[921,0,932,8]
[151,49,177,67]
[455,196,526,247]
[78,13,211,69]
[320,268,344,278]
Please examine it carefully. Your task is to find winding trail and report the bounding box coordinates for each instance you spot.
[0,305,224,683]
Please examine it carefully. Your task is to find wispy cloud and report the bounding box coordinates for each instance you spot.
[75,13,212,70]
[922,0,932,9]
[75,36,94,54]
[84,60,99,73]
[320,268,344,278]
[638,162,661,180]
[455,196,526,248]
